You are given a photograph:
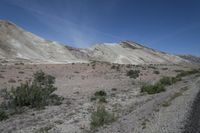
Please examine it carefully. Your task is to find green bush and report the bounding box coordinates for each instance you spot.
[91,90,107,103]
[90,106,115,129]
[1,70,62,110]
[141,76,182,94]
[159,77,173,85]
[0,109,8,121]
[171,77,182,83]
[95,90,107,97]
[159,76,181,86]
[176,69,199,78]
[98,96,107,103]
[126,70,140,79]
[141,83,165,94]
[141,69,199,95]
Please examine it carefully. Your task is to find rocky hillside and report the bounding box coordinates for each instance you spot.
[87,41,185,64]
[0,20,83,63]
[0,20,186,64]
[179,55,200,64]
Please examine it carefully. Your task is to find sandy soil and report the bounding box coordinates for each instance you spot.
[0,62,199,133]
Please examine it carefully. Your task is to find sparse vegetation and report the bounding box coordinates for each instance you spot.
[18,71,24,74]
[159,76,174,85]
[90,105,115,129]
[126,64,131,68]
[74,71,79,73]
[141,82,165,94]
[162,68,168,70]
[90,61,96,69]
[148,66,156,69]
[141,76,181,94]
[91,90,107,103]
[36,124,54,133]
[116,65,120,71]
[98,96,107,103]
[176,69,199,78]
[0,70,63,119]
[153,70,160,74]
[162,87,188,107]
[111,65,116,69]
[162,101,171,107]
[0,109,8,121]
[95,90,107,97]
[141,69,199,95]
[111,64,120,71]
[111,88,117,91]
[126,70,140,79]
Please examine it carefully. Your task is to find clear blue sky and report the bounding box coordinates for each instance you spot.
[0,0,200,56]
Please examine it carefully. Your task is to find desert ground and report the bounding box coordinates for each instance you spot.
[0,61,199,133]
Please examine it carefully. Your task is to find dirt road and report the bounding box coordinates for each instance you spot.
[183,80,200,133]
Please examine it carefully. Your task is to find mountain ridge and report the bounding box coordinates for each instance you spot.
[178,55,200,64]
[0,20,187,64]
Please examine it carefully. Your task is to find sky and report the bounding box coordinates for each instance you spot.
[0,0,200,56]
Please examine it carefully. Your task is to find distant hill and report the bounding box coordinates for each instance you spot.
[0,20,187,64]
[179,55,200,64]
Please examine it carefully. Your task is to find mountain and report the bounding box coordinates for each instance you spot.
[0,20,83,63]
[0,20,186,64]
[179,55,200,64]
[86,41,185,64]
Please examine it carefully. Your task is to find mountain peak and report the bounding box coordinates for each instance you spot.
[0,20,16,27]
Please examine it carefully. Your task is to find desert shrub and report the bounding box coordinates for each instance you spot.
[1,70,62,110]
[159,76,181,86]
[126,70,140,79]
[0,109,8,121]
[111,64,120,71]
[148,66,156,69]
[176,69,199,78]
[90,97,97,101]
[90,105,115,129]
[141,75,183,94]
[116,65,120,71]
[95,90,107,97]
[91,90,107,103]
[111,65,116,69]
[98,96,107,103]
[74,71,79,74]
[90,61,96,69]
[18,71,24,74]
[111,88,117,91]
[159,76,173,86]
[36,124,54,133]
[171,77,182,83]
[141,83,165,94]
[153,70,160,74]
[162,68,168,70]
